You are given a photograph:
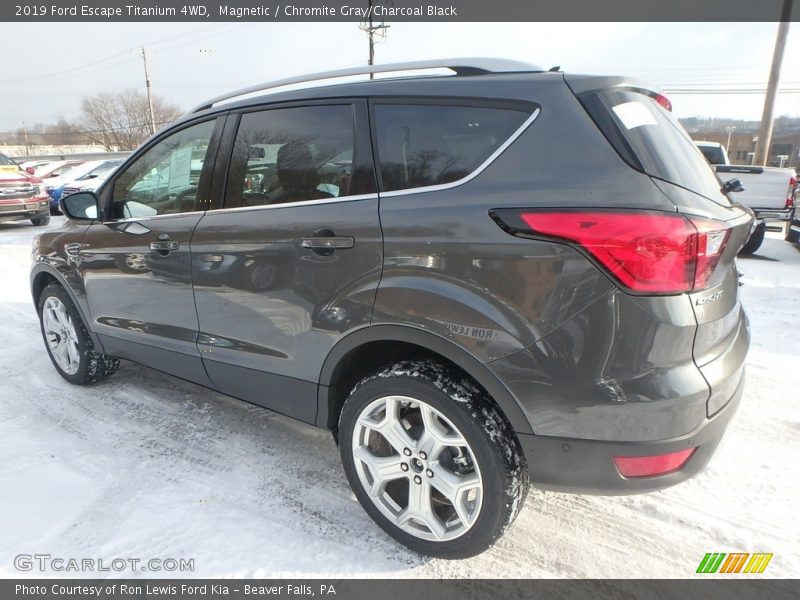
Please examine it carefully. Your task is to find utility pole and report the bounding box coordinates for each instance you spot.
[22,121,29,155]
[725,126,736,152]
[753,0,793,166]
[360,0,390,78]
[140,47,157,135]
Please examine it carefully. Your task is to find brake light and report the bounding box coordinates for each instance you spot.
[786,176,797,209]
[614,448,696,478]
[509,211,730,294]
[653,93,672,112]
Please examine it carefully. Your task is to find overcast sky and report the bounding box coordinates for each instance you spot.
[2,21,799,132]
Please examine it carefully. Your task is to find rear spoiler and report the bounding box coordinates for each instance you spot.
[563,74,671,110]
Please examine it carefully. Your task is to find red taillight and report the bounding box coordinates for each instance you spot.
[614,448,696,478]
[516,211,730,294]
[786,176,797,209]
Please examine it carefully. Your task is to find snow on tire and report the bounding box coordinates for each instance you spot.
[38,282,120,385]
[338,360,529,558]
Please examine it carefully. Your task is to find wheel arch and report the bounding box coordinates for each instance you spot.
[316,324,534,436]
[30,264,104,350]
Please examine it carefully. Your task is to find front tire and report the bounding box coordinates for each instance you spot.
[31,215,50,226]
[338,360,529,558]
[38,283,120,384]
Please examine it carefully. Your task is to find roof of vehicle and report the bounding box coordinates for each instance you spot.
[36,160,84,175]
[187,58,545,115]
[175,62,664,135]
[695,141,723,148]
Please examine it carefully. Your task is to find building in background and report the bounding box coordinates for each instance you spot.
[684,123,800,170]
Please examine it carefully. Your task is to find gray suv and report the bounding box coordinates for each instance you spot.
[31,59,752,558]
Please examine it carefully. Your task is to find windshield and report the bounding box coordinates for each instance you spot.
[81,162,121,179]
[582,89,725,202]
[0,153,18,166]
[60,162,105,181]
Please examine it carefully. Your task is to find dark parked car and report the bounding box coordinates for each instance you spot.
[31,59,752,558]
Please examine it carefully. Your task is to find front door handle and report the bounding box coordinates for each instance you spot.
[64,242,83,256]
[150,234,180,254]
[300,237,355,250]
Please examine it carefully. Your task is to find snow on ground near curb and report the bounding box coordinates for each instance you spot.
[0,218,797,578]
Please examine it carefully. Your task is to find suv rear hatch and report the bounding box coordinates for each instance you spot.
[566,75,753,416]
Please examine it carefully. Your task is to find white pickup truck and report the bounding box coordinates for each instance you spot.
[696,141,797,252]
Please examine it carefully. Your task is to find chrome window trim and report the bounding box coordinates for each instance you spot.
[378,107,541,198]
[204,193,380,215]
[108,210,207,224]
[108,107,538,219]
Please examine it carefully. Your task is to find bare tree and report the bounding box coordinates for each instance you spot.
[0,117,84,146]
[78,89,181,150]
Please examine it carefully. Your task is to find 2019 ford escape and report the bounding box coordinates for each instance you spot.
[31,59,752,558]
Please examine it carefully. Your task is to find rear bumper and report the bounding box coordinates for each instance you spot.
[518,371,744,494]
[753,207,792,222]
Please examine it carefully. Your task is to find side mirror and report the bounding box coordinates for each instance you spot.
[722,178,744,194]
[61,191,100,221]
[25,166,35,175]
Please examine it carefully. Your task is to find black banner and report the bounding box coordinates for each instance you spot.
[3,580,800,600]
[3,0,800,23]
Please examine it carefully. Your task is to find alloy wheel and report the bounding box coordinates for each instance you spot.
[351,395,483,542]
[42,296,81,375]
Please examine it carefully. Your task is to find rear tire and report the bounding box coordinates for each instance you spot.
[786,221,800,244]
[739,226,765,255]
[31,215,50,226]
[338,360,529,558]
[38,283,120,385]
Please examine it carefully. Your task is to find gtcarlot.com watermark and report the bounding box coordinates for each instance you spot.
[14,553,194,573]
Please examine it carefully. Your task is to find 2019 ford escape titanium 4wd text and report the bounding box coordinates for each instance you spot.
[31,59,752,558]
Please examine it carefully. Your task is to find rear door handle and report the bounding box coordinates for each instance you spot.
[300,237,355,250]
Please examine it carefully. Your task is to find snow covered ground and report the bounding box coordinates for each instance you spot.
[0,217,798,578]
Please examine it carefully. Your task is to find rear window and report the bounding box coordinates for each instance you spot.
[697,144,726,165]
[582,90,723,201]
[373,103,530,193]
[0,153,18,166]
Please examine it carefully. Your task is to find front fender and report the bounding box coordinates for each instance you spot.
[31,260,103,352]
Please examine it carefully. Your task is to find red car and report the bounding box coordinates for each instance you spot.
[0,170,51,226]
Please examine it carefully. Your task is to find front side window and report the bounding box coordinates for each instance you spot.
[224,105,355,209]
[111,120,215,218]
[373,103,530,193]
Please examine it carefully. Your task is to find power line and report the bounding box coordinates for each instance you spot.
[1,24,242,85]
[0,119,175,137]
[151,23,254,54]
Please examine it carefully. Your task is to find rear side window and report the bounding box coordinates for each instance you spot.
[224,105,355,209]
[373,103,530,193]
[582,90,724,202]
